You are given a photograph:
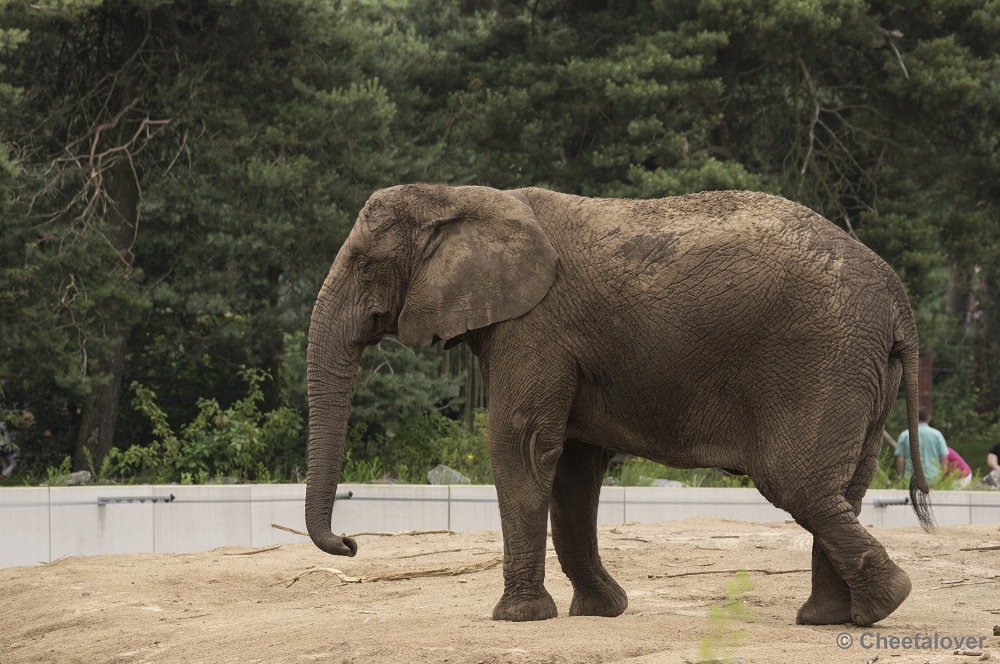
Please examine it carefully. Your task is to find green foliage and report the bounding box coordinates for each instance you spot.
[104,367,302,483]
[350,340,463,431]
[2,0,1000,484]
[608,457,755,488]
[44,456,73,486]
[344,409,491,484]
[334,338,473,484]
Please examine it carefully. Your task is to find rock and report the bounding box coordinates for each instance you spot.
[208,476,239,484]
[979,469,1000,489]
[638,476,683,487]
[609,452,632,465]
[64,470,92,486]
[426,464,471,485]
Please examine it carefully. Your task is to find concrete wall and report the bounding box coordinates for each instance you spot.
[2,484,997,568]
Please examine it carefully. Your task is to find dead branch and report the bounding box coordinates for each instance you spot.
[958,545,1000,552]
[222,545,281,556]
[269,524,456,539]
[797,56,821,178]
[879,27,909,80]
[346,529,455,538]
[399,548,464,559]
[266,556,503,588]
[649,568,809,580]
[930,579,999,591]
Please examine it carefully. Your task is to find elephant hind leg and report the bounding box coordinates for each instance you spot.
[795,495,910,626]
[796,540,852,625]
[551,438,627,617]
[796,419,887,624]
[792,357,906,626]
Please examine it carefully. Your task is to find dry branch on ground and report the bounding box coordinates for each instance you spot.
[266,556,502,588]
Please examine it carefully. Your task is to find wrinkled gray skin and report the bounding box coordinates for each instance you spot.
[306,184,930,627]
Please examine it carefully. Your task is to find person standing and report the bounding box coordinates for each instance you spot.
[896,409,949,484]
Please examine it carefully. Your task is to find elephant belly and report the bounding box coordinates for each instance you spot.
[565,379,734,471]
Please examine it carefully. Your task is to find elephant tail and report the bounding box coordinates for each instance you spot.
[899,327,934,531]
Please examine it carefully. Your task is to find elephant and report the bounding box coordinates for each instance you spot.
[304,183,933,627]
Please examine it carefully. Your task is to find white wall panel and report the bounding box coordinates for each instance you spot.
[49,485,154,559]
[623,487,790,524]
[153,485,251,553]
[5,485,995,569]
[861,490,972,528]
[449,485,501,532]
[0,487,50,567]
[330,483,449,535]
[970,490,1000,524]
[597,486,626,525]
[249,483,307,546]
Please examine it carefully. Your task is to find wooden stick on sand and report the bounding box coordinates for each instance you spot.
[266,556,502,588]
[270,524,455,538]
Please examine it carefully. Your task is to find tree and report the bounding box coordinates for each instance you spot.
[1,0,409,472]
[3,0,998,478]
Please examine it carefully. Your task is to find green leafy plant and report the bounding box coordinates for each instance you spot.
[607,458,754,488]
[343,408,492,484]
[43,456,72,485]
[340,453,387,483]
[105,367,302,483]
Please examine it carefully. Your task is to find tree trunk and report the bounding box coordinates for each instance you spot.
[948,262,973,319]
[72,159,141,471]
[462,345,487,431]
[73,325,131,471]
[72,9,145,472]
[262,264,284,413]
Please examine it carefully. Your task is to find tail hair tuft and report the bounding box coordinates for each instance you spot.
[909,475,935,532]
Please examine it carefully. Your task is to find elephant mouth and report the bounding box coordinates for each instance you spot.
[364,313,397,346]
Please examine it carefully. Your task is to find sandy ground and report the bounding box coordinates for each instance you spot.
[3,517,999,664]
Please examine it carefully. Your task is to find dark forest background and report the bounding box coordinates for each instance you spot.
[1,0,999,485]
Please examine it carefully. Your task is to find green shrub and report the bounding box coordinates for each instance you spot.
[606,457,754,488]
[344,408,491,483]
[104,367,302,483]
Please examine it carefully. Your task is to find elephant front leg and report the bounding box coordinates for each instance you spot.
[551,439,627,617]
[489,426,563,622]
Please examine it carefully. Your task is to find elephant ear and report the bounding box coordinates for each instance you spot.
[398,186,558,347]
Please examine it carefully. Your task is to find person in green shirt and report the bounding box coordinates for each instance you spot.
[895,409,949,483]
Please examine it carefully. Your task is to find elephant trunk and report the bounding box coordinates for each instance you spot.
[304,288,364,557]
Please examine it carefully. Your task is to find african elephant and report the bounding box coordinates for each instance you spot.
[305,184,932,626]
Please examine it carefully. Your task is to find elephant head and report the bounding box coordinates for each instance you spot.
[305,184,559,556]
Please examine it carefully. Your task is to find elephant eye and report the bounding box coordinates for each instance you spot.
[357,257,375,275]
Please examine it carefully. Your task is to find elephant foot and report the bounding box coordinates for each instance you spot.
[492,588,558,622]
[569,577,628,617]
[796,593,852,625]
[849,564,911,627]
